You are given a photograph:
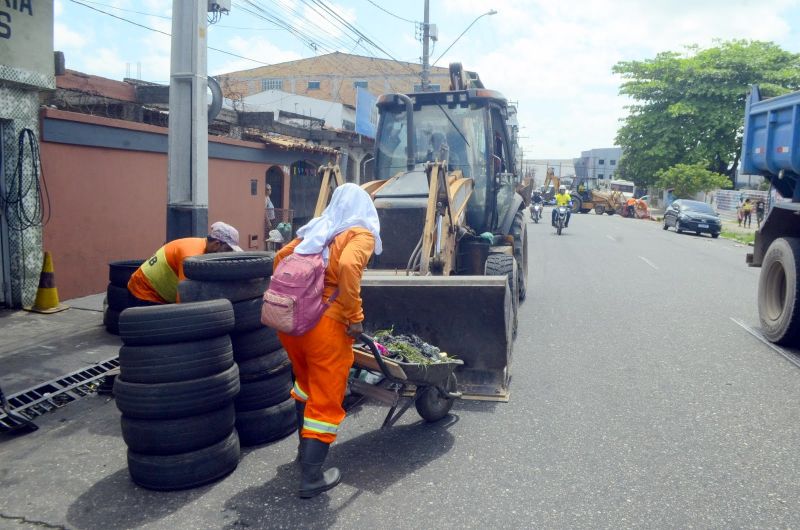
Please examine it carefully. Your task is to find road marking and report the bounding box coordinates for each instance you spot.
[730,317,800,370]
[638,256,659,270]
[606,235,616,242]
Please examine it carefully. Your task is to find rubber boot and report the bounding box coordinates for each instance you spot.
[294,401,305,464]
[298,438,341,499]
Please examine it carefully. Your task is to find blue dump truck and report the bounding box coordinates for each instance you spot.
[742,85,800,345]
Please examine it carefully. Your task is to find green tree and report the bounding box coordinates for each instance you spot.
[613,40,800,187]
[655,163,731,198]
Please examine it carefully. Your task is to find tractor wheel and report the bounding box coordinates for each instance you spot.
[580,208,590,214]
[594,205,605,215]
[510,210,528,302]
[485,254,518,338]
[570,197,583,213]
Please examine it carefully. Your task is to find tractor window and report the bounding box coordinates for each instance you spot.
[489,108,510,176]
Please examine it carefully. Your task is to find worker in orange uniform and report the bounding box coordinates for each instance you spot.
[128,221,243,304]
[274,183,382,499]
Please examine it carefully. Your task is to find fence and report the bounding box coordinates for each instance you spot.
[714,189,768,221]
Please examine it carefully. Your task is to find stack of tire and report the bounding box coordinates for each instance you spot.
[113,300,241,491]
[104,259,146,335]
[179,252,296,447]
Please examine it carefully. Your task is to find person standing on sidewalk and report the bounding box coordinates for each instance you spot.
[756,200,765,228]
[742,198,753,228]
[274,183,382,498]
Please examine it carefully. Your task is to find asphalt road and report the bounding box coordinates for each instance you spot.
[1,211,799,529]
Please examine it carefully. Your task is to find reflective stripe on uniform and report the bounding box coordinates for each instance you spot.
[292,382,308,402]
[303,417,338,435]
[140,246,179,303]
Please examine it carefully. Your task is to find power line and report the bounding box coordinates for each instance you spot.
[364,0,417,24]
[67,0,272,66]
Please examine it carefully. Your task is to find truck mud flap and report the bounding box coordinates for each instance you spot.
[360,275,512,401]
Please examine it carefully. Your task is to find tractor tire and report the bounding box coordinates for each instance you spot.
[415,373,457,422]
[235,397,297,447]
[126,429,239,491]
[594,205,605,215]
[510,210,528,302]
[113,364,240,420]
[109,259,145,288]
[119,300,234,346]
[237,349,291,383]
[234,367,293,412]
[580,208,590,214]
[231,326,282,362]
[758,238,800,346]
[178,278,269,304]
[183,251,274,281]
[119,335,234,384]
[570,197,583,213]
[120,403,235,455]
[485,254,518,338]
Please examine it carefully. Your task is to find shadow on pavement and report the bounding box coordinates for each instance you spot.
[222,416,457,529]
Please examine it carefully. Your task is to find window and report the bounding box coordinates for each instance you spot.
[261,78,282,91]
[413,84,441,92]
[610,159,616,166]
[598,174,604,179]
[353,80,368,89]
[307,81,321,90]
[598,159,605,165]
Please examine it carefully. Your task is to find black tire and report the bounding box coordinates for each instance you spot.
[104,308,120,335]
[183,251,274,281]
[114,364,240,420]
[232,297,264,333]
[510,210,528,302]
[415,373,457,422]
[121,403,235,455]
[127,429,239,491]
[570,197,582,213]
[234,368,293,412]
[580,208,590,214]
[712,233,720,239]
[606,211,615,216]
[109,259,145,288]
[107,283,153,311]
[485,254,518,337]
[231,326,282,362]
[595,205,605,215]
[178,278,269,304]
[237,349,291,382]
[119,299,234,346]
[235,397,297,447]
[557,223,562,235]
[676,220,683,234]
[663,220,669,230]
[758,238,800,345]
[119,335,234,384]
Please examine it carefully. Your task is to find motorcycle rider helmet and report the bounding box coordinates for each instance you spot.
[558,185,566,192]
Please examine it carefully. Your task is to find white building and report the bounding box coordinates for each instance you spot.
[234,89,356,131]
[574,147,623,180]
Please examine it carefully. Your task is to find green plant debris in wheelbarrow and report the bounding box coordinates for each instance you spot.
[373,328,452,365]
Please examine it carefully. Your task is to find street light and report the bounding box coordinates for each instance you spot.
[431,9,497,67]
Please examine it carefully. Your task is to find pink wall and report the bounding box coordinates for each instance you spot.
[40,111,277,299]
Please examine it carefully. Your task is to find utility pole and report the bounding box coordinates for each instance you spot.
[167,0,209,240]
[420,0,430,91]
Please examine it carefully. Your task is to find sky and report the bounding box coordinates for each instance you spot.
[55,0,800,160]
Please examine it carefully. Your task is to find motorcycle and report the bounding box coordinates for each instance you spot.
[530,202,542,223]
[554,205,569,235]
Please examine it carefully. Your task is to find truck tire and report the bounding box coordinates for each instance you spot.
[595,205,605,215]
[114,364,240,420]
[235,397,297,447]
[121,404,235,455]
[237,349,290,382]
[127,429,239,491]
[119,300,234,346]
[119,335,234,384]
[415,373,457,422]
[234,367,293,412]
[104,308,121,335]
[231,326,282,362]
[232,297,264,333]
[510,210,528,302]
[485,254,518,337]
[109,259,144,288]
[183,251,274,281]
[758,238,800,345]
[178,278,269,304]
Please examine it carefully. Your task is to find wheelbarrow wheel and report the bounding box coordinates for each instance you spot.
[415,373,457,423]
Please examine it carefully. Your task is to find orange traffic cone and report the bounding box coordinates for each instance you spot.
[26,252,68,314]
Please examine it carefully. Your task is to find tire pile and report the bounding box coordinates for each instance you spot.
[114,300,241,490]
[179,252,296,447]
[104,259,147,335]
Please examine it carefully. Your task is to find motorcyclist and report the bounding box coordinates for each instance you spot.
[531,189,544,204]
[552,185,572,227]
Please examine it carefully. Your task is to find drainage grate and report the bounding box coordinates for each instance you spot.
[0,357,119,432]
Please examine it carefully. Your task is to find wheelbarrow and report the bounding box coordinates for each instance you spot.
[347,334,462,429]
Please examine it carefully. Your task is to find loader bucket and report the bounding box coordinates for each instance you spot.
[360,274,512,401]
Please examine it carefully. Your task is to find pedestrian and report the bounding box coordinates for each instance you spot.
[756,200,765,227]
[127,221,242,304]
[265,183,276,231]
[742,198,753,228]
[274,183,382,498]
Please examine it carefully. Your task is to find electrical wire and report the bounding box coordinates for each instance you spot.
[1,129,50,232]
[364,0,418,24]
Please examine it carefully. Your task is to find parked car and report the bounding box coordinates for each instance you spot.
[663,199,721,238]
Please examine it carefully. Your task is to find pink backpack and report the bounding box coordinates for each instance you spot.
[261,252,336,336]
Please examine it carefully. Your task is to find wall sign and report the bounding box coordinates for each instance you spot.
[0,1,54,89]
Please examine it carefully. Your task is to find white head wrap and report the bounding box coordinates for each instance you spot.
[294,183,383,259]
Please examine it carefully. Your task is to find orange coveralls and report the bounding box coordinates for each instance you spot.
[275,228,375,443]
[128,237,207,304]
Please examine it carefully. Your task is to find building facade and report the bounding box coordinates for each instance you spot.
[573,147,623,181]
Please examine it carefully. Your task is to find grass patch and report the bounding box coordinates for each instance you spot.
[720,230,755,245]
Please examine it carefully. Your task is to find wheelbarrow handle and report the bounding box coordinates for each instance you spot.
[358,333,403,384]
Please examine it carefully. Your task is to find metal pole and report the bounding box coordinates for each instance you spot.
[421,0,430,91]
[167,0,209,240]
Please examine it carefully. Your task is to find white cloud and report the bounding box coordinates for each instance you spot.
[210,36,303,76]
[55,0,63,17]
[54,22,87,49]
